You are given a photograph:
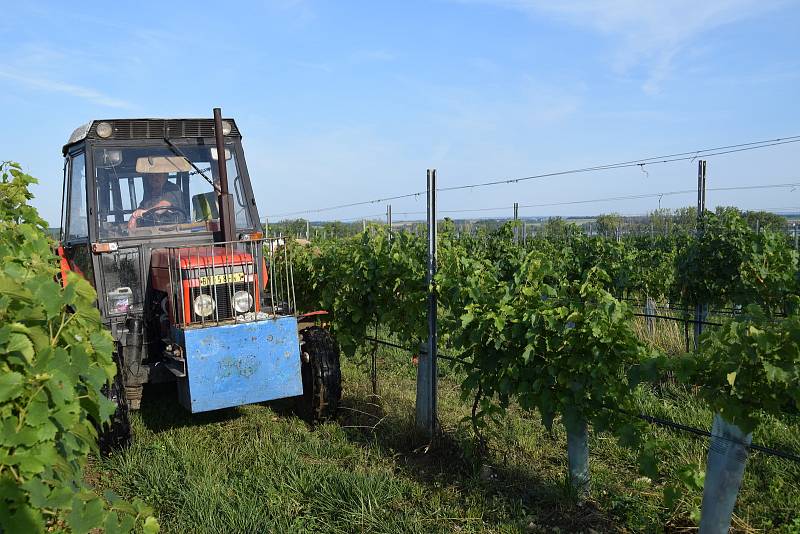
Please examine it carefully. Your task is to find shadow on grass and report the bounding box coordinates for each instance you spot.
[335,389,619,533]
[134,373,618,531]
[137,382,313,433]
[137,382,245,433]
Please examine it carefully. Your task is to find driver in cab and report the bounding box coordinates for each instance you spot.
[128,172,183,229]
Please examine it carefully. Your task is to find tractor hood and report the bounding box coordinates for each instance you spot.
[150,246,255,293]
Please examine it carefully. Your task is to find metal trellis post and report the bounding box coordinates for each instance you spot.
[416,169,438,437]
[387,204,393,241]
[513,202,519,243]
[694,160,708,350]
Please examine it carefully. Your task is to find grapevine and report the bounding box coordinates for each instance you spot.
[0,162,158,534]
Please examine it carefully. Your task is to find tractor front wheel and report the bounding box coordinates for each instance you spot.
[300,326,342,421]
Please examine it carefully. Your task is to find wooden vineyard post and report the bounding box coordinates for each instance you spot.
[416,169,438,437]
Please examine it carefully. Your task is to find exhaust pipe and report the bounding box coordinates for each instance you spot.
[213,107,236,244]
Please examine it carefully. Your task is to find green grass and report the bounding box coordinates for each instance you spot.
[90,345,800,533]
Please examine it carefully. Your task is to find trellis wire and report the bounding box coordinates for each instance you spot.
[363,336,800,463]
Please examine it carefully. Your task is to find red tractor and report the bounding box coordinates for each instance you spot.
[57,110,341,449]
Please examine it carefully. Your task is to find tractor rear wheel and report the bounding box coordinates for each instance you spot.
[98,351,132,454]
[300,326,342,421]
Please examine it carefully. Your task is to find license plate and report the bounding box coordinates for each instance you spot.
[198,272,245,287]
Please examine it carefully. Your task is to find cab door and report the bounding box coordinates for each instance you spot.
[59,151,94,285]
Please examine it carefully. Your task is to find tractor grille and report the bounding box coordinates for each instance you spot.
[188,280,253,323]
[164,238,296,328]
[89,119,241,140]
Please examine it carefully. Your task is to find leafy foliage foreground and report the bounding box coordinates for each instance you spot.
[0,162,158,533]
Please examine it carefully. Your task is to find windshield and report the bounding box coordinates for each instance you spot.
[93,144,253,239]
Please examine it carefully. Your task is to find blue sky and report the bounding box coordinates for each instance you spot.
[2,0,799,226]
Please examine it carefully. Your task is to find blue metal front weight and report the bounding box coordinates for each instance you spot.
[172,316,303,412]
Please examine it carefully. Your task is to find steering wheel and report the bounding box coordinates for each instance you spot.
[135,205,188,227]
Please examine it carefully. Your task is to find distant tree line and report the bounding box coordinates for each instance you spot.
[264,208,794,241]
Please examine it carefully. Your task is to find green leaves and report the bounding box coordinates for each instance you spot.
[437,235,648,447]
[672,208,798,312]
[0,372,24,402]
[288,227,427,358]
[296,211,799,526]
[0,161,158,534]
[0,162,48,229]
[675,304,800,434]
[68,496,105,534]
[143,515,161,534]
[7,332,34,362]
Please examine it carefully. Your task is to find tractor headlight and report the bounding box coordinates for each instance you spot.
[96,121,113,138]
[233,291,253,313]
[193,294,215,317]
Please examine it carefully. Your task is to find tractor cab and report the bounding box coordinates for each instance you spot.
[59,115,340,449]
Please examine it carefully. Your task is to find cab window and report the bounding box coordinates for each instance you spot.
[65,153,88,240]
[93,145,252,238]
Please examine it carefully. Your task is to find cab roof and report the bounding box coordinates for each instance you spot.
[63,118,241,154]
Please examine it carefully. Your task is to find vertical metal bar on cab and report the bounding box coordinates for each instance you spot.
[274,239,283,312]
[197,248,204,326]
[251,240,257,316]
[177,249,186,327]
[211,242,219,324]
[167,250,175,327]
[288,246,297,315]
[245,240,252,317]
[227,241,235,321]
[284,240,291,315]
[240,240,250,319]
[178,252,183,326]
[249,240,255,316]
[269,239,277,318]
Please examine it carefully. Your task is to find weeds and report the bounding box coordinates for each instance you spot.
[89,344,800,533]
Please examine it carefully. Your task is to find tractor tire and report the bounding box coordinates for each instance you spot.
[98,351,132,454]
[300,326,342,422]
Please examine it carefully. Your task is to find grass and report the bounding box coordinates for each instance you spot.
[89,343,800,533]
[631,313,688,356]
